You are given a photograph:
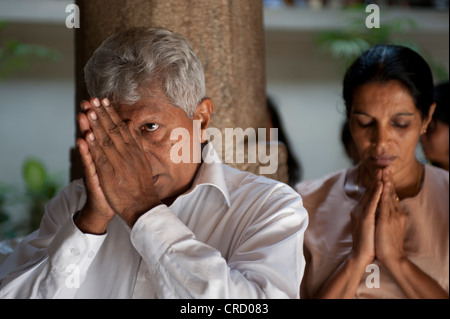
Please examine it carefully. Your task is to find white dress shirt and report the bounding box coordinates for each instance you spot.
[0,147,308,299]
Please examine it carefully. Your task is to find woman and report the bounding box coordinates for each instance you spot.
[420,82,449,171]
[296,45,449,299]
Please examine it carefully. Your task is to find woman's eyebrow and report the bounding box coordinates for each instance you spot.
[351,111,415,117]
[351,111,371,117]
[393,112,415,116]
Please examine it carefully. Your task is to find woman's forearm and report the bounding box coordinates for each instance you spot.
[315,255,369,299]
[385,257,448,299]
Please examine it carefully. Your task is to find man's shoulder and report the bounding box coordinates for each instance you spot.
[221,163,299,199]
[220,164,307,227]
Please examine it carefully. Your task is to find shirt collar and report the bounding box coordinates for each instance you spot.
[176,142,231,207]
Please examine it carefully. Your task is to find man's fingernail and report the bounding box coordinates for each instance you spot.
[93,98,100,107]
[90,111,97,120]
[102,98,110,107]
[88,132,95,141]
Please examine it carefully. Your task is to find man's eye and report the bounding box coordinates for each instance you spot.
[142,123,160,133]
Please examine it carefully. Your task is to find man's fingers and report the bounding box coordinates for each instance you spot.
[101,98,134,143]
[87,105,119,159]
[78,112,91,137]
[84,128,114,182]
[77,138,99,188]
[80,100,93,112]
[126,120,144,148]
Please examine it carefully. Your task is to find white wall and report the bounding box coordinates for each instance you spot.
[0,79,74,187]
[265,29,351,181]
[0,21,74,234]
[0,22,75,189]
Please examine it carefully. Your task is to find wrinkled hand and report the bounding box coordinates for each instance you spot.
[375,169,408,268]
[80,97,161,228]
[75,98,116,234]
[350,169,383,266]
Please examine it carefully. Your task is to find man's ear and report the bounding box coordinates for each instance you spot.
[193,98,214,142]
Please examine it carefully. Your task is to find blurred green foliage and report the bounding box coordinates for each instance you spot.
[0,184,11,225]
[22,158,62,232]
[0,158,62,239]
[0,21,63,239]
[316,8,449,82]
[0,21,61,80]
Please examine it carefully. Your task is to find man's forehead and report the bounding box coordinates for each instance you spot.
[116,98,167,113]
[115,97,184,121]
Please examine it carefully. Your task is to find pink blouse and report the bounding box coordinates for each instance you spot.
[296,164,449,298]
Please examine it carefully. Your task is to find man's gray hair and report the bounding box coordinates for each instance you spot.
[84,27,205,118]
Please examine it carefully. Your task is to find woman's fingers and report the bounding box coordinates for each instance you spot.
[358,168,383,217]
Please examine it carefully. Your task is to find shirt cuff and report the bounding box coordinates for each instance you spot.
[47,212,107,274]
[130,204,195,270]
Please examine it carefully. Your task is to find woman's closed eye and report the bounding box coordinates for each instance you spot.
[357,119,373,128]
[392,121,410,128]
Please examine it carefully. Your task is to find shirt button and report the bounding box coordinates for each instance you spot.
[88,251,95,258]
[145,271,151,280]
[70,248,80,256]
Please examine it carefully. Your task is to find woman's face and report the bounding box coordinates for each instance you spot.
[349,80,433,178]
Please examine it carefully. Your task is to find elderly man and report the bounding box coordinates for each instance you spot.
[0,27,308,298]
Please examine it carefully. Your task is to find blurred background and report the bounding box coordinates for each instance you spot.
[0,0,448,239]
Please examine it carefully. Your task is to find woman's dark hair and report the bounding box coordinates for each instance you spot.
[266,97,302,186]
[343,44,434,119]
[433,82,449,125]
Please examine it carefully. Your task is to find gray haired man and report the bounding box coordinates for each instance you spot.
[0,27,308,299]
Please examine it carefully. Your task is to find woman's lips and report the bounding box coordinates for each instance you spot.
[370,156,396,167]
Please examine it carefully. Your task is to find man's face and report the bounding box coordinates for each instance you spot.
[115,85,211,205]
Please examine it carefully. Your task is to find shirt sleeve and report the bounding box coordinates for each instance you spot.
[0,181,106,299]
[130,187,308,299]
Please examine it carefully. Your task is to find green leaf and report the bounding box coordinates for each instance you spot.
[22,158,47,193]
[0,22,62,80]
[0,210,9,223]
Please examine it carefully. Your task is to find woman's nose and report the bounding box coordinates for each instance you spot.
[372,125,390,151]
